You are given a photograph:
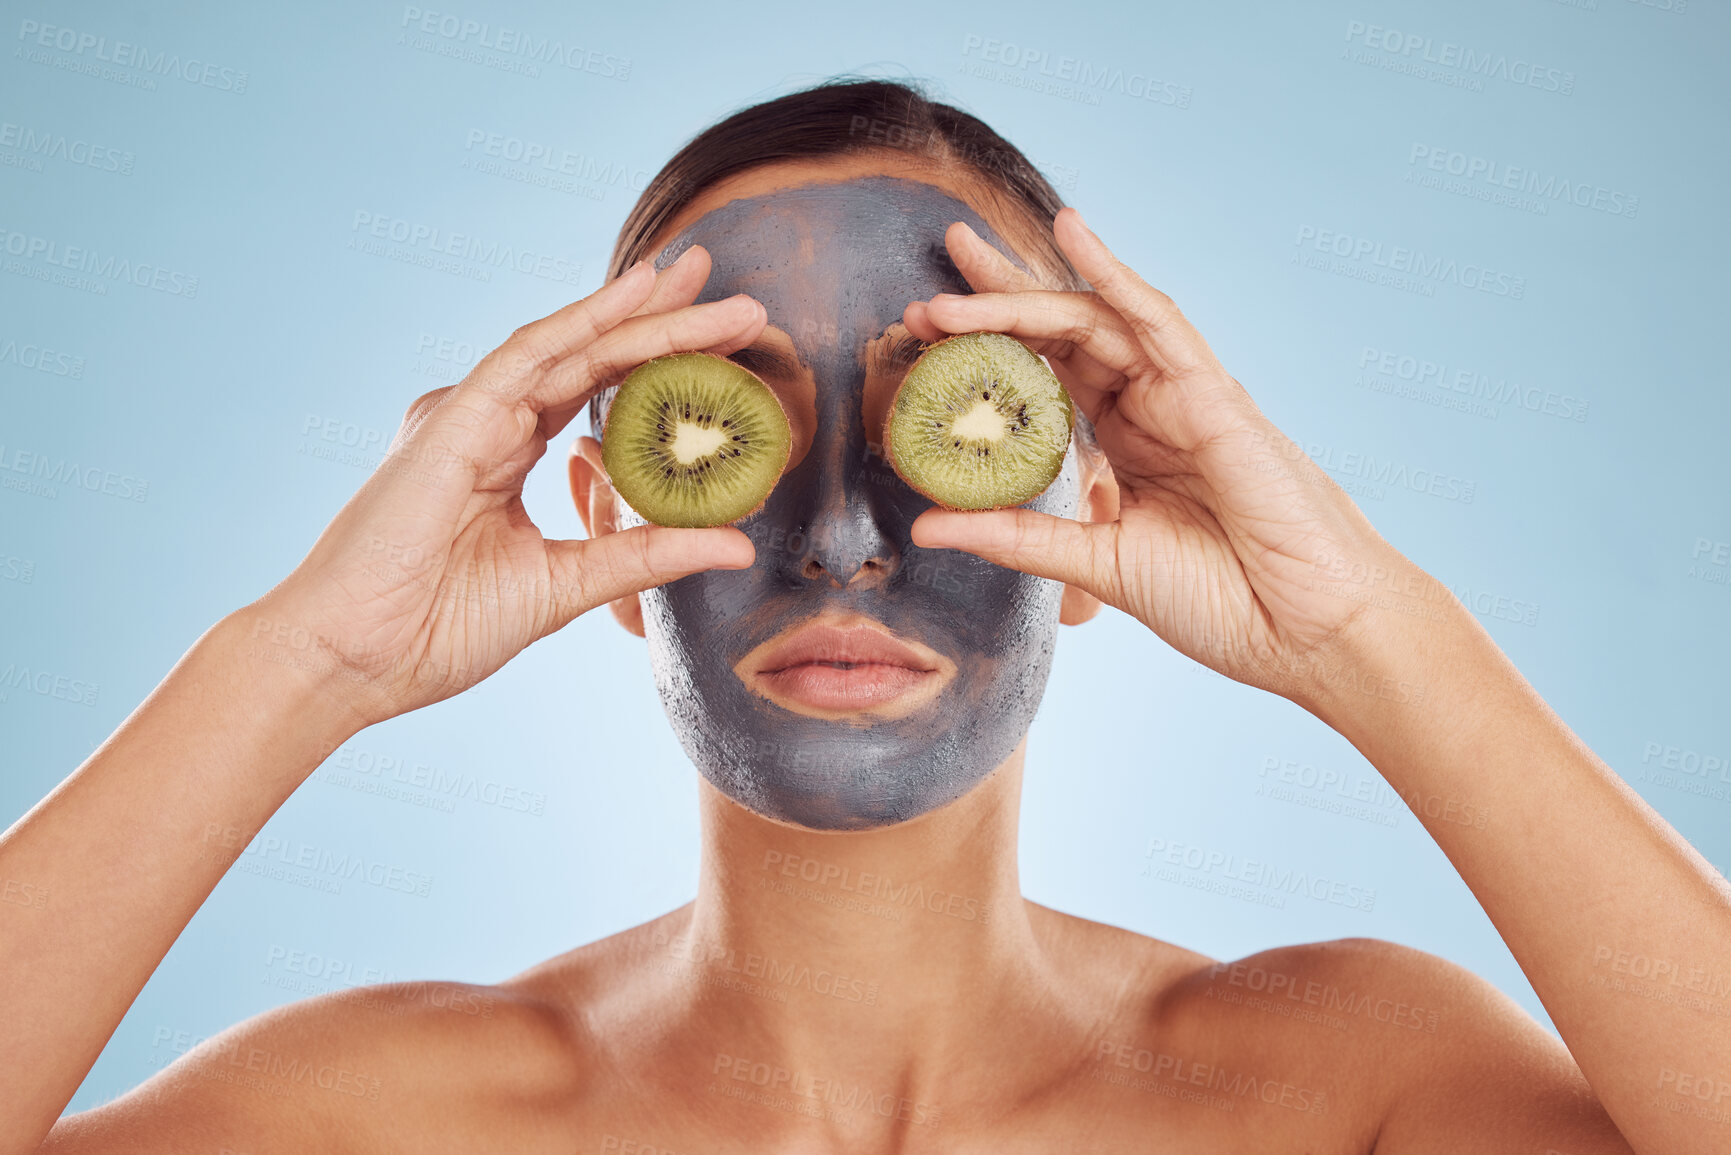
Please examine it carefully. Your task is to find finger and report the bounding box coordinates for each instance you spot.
[353,267,747,558]
[915,221,1127,397]
[922,287,1143,376]
[1051,208,1219,381]
[902,221,1067,341]
[904,295,1119,432]
[918,288,1141,426]
[541,524,756,629]
[530,294,766,439]
[408,294,765,493]
[535,311,770,445]
[389,249,678,455]
[625,244,710,318]
[901,299,945,344]
[523,245,739,442]
[456,259,658,410]
[911,507,1124,605]
[944,220,1046,294]
[391,385,458,452]
[1050,210,1263,452]
[944,220,1129,413]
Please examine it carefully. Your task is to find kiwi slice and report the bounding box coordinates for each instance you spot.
[883,331,1074,510]
[601,352,792,527]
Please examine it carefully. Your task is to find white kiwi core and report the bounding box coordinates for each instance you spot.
[669,422,728,464]
[950,400,1008,442]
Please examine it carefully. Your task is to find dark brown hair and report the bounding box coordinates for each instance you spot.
[588,75,1099,463]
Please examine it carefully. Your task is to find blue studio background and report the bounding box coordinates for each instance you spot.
[2,0,1726,1114]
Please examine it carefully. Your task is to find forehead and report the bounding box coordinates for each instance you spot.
[649,154,1033,258]
[656,177,1017,322]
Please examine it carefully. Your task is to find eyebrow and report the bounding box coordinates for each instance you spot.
[726,344,805,381]
[866,330,929,377]
[725,330,929,380]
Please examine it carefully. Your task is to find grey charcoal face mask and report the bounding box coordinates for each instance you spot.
[632,177,1079,830]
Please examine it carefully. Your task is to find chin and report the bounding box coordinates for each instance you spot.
[634,447,1080,832]
[691,732,1009,832]
[641,582,1064,832]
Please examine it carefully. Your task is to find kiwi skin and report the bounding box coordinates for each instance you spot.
[882,332,1074,512]
[601,351,792,528]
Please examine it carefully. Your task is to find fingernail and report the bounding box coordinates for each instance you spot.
[931,293,966,304]
[624,258,652,280]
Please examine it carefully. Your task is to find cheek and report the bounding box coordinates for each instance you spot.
[651,572,773,658]
[933,449,1080,639]
[980,572,1062,660]
[645,448,1080,666]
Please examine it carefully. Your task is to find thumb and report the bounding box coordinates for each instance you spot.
[911,508,1120,602]
[543,524,755,629]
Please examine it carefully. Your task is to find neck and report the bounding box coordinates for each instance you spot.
[664,741,1050,1100]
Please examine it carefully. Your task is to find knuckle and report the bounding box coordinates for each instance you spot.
[473,347,539,402]
[1028,293,1063,325]
[413,402,489,467]
[499,326,557,374]
[1063,309,1099,350]
[561,347,605,395]
[429,393,488,432]
[403,387,453,425]
[1132,282,1175,321]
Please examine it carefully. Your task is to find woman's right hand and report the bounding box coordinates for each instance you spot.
[252,246,765,729]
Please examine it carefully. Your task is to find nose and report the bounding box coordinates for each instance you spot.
[782,437,900,589]
[797,497,899,587]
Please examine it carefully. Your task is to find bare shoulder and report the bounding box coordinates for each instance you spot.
[42,976,584,1154]
[1026,906,1631,1152]
[1170,935,1634,1154]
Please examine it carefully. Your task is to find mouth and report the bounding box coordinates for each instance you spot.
[733,614,958,720]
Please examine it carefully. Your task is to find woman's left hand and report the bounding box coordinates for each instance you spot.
[903,208,1442,702]
[908,212,1731,1155]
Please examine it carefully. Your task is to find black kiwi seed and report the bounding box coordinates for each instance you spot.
[880,331,1074,511]
[602,352,793,527]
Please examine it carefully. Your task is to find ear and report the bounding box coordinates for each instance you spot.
[569,435,646,638]
[1059,449,1120,627]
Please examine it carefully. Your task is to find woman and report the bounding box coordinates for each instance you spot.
[3,79,1721,1153]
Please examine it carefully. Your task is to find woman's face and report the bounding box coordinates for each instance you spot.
[627,169,1081,830]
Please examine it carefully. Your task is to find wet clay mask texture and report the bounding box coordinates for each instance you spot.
[632,177,1080,830]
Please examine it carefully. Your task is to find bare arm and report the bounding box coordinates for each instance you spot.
[1307,581,1730,1154]
[902,207,1723,1151]
[0,606,362,1149]
[1,247,766,1153]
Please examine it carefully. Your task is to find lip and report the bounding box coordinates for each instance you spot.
[734,615,957,720]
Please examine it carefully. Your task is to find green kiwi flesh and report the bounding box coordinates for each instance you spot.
[883,331,1074,510]
[602,352,792,528]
